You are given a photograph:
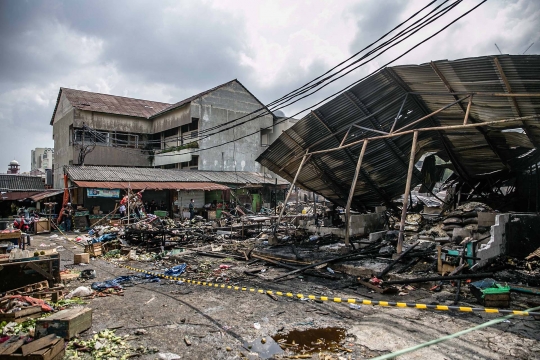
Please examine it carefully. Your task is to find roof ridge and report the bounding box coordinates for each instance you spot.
[61,87,172,106]
[150,79,238,118]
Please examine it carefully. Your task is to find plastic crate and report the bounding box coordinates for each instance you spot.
[154,210,168,217]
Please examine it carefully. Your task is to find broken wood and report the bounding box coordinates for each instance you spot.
[357,280,398,294]
[397,131,418,254]
[272,248,373,280]
[383,273,493,285]
[21,334,57,356]
[251,254,337,280]
[195,251,245,261]
[0,336,27,355]
[345,140,369,246]
[378,241,420,278]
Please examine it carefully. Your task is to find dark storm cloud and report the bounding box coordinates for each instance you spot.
[0,0,250,88]
[58,0,251,88]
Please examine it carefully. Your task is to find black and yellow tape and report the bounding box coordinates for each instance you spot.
[117,263,540,317]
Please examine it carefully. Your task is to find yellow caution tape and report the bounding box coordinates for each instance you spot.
[116,263,540,317]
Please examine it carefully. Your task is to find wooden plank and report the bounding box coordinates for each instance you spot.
[26,338,64,360]
[357,280,398,294]
[25,262,54,281]
[6,281,49,295]
[21,334,57,356]
[0,336,25,355]
[0,306,41,319]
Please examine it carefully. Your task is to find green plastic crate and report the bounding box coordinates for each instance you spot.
[154,210,168,217]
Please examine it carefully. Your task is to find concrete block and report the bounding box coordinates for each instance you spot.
[476,214,509,267]
[375,206,387,214]
[369,231,387,242]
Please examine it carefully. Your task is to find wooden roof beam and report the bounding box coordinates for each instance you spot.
[492,57,540,149]
[429,61,512,171]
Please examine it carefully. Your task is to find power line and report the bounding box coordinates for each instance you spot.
[84,1,486,163]
[84,0,461,150]
[82,0,445,148]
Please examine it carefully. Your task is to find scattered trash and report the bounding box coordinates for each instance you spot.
[158,352,181,360]
[253,322,261,330]
[65,286,94,299]
[349,304,362,310]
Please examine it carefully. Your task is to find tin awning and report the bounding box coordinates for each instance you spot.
[28,190,64,202]
[73,181,229,191]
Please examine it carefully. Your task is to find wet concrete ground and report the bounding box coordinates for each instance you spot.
[30,234,540,359]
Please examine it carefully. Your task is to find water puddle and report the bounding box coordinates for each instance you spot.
[271,327,347,355]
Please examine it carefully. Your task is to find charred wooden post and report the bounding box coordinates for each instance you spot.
[397,131,418,254]
[344,140,368,247]
[463,95,473,125]
[274,152,308,236]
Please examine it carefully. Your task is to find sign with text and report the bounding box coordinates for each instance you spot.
[87,188,120,198]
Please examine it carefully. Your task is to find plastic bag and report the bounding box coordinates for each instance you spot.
[65,286,93,299]
[164,264,187,277]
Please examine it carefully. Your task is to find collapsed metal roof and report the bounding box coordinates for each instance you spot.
[257,55,540,210]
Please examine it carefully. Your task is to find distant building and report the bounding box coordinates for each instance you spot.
[7,160,20,174]
[31,148,54,173]
[50,80,275,188]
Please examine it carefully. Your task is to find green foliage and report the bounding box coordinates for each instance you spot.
[158,141,199,154]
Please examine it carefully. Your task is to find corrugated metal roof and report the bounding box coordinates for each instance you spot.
[74,181,229,191]
[57,88,171,120]
[1,191,41,201]
[0,175,46,191]
[65,166,288,186]
[28,190,64,202]
[257,55,540,210]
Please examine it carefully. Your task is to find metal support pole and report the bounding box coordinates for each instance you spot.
[463,95,473,124]
[275,152,308,235]
[397,131,418,254]
[344,140,368,246]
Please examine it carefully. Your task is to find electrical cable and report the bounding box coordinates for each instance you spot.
[82,0,447,147]
[84,1,457,152]
[82,1,485,161]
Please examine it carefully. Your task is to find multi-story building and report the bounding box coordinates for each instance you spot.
[50,80,275,188]
[31,148,54,173]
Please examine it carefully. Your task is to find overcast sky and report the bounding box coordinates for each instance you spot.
[0,0,538,172]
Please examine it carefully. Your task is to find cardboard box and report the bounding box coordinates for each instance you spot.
[92,206,100,215]
[73,253,89,264]
[35,307,92,340]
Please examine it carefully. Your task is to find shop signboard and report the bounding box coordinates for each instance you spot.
[87,188,120,198]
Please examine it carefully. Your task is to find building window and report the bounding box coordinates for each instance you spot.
[260,129,272,147]
[180,155,198,170]
[164,127,179,138]
[180,118,199,145]
[74,129,109,145]
[111,132,139,148]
